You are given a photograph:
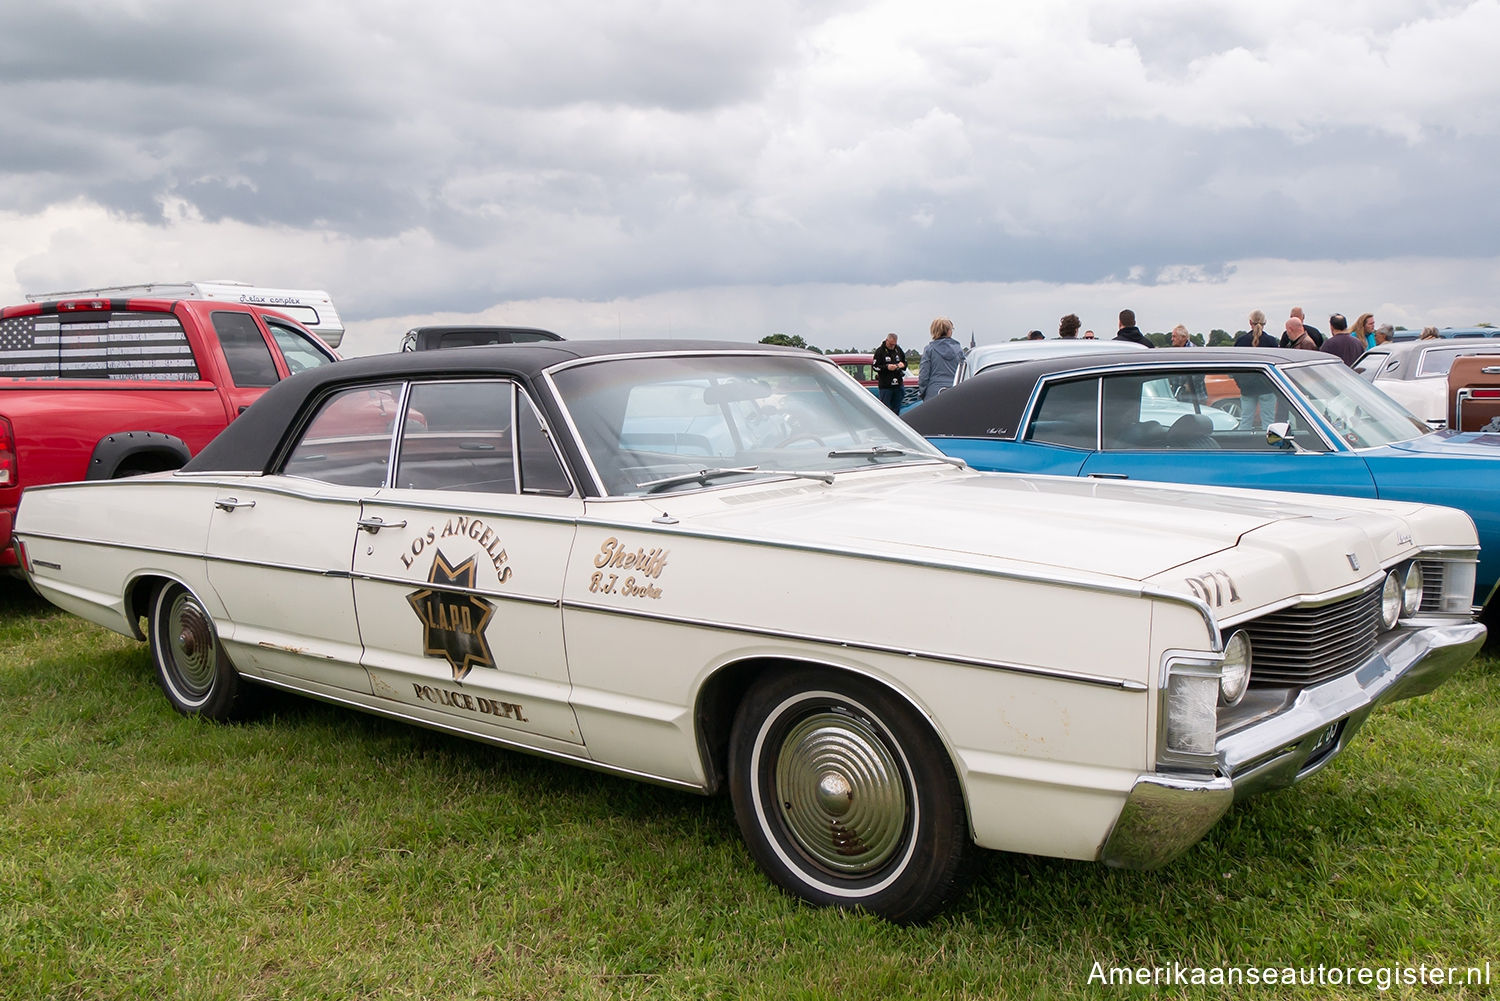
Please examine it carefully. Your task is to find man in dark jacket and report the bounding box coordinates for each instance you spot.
[1112,309,1155,347]
[1319,313,1364,366]
[1282,306,1323,347]
[872,332,907,413]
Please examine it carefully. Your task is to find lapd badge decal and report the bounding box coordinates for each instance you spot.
[407,551,497,680]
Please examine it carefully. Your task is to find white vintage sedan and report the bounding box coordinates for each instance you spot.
[15,341,1486,921]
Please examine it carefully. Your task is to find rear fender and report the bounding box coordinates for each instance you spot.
[86,431,192,479]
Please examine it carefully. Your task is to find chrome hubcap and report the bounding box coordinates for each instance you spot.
[167,593,217,698]
[774,709,908,875]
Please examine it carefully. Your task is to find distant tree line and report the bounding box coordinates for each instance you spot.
[760,333,921,366]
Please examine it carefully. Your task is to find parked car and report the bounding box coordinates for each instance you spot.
[0,294,339,571]
[400,325,562,352]
[16,342,1483,921]
[1391,326,1498,342]
[906,347,1500,612]
[1353,340,1500,428]
[954,339,1145,384]
[826,352,920,409]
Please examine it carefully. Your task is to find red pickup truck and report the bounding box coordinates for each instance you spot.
[0,295,338,569]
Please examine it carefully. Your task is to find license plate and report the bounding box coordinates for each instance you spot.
[1307,721,1342,759]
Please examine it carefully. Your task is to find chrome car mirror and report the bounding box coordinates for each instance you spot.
[1266,422,1307,453]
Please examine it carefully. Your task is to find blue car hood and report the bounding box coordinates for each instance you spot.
[1377,430,1500,458]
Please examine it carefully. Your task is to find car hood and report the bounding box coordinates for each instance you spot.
[1376,429,1500,458]
[662,468,1454,598]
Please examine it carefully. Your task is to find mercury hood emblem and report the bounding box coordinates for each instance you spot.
[1347,554,1361,571]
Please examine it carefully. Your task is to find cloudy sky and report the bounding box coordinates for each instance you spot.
[4,0,1499,354]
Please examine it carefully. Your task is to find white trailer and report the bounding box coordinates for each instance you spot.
[27,280,345,348]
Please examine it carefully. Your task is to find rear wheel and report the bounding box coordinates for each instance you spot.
[148,582,247,720]
[728,669,969,922]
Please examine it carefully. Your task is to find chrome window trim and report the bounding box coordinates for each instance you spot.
[383,380,414,483]
[391,377,581,499]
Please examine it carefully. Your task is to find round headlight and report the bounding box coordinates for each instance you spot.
[1401,562,1424,617]
[1380,571,1402,630]
[1220,630,1252,706]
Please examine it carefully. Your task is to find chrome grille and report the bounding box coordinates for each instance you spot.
[1244,583,1381,688]
[1416,560,1442,613]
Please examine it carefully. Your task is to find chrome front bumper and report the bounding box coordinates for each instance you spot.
[1100,619,1485,869]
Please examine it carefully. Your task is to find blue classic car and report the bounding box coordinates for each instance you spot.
[905,348,1500,612]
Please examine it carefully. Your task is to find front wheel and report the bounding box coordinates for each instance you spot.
[148,582,248,720]
[728,670,969,922]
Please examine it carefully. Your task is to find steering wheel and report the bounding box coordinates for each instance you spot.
[777,433,828,448]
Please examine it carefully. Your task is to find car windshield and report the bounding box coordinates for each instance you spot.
[1352,351,1390,381]
[1284,362,1430,448]
[552,353,942,495]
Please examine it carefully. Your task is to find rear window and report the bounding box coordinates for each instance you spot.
[0,310,200,380]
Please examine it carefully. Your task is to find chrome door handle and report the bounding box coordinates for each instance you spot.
[1087,473,1129,479]
[357,516,407,533]
[213,497,257,511]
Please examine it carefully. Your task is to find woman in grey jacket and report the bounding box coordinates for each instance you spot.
[918,316,965,400]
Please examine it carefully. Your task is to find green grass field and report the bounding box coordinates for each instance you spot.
[2,577,1497,1000]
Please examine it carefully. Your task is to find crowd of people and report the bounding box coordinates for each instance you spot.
[874,305,1429,408]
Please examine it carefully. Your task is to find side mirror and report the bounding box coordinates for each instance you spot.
[1266,422,1306,452]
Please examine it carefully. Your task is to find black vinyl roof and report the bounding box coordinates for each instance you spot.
[904,347,1339,440]
[185,340,814,473]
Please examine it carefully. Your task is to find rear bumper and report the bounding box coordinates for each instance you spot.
[1100,619,1485,869]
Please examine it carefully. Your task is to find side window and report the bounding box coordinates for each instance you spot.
[1353,351,1390,381]
[283,382,404,486]
[1026,378,1098,448]
[518,394,573,495]
[395,381,517,493]
[1417,351,1463,378]
[264,318,335,375]
[212,311,280,387]
[1093,370,1330,453]
[1100,375,1171,450]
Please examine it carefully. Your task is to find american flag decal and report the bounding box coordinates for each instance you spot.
[0,312,200,381]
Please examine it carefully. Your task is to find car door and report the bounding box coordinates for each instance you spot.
[203,380,408,693]
[350,378,586,749]
[1075,368,1380,497]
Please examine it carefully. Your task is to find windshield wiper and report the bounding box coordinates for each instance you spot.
[778,470,836,484]
[637,466,762,493]
[825,445,967,468]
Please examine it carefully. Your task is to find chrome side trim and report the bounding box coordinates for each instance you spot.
[564,598,1148,691]
[235,671,707,794]
[353,568,560,607]
[18,531,213,567]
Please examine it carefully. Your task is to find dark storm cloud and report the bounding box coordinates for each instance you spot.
[4,0,1500,321]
